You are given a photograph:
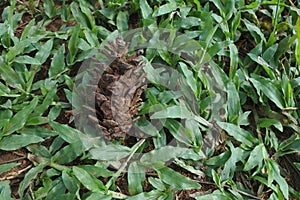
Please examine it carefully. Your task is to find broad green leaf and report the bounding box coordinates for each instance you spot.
[6,35,46,62]
[248,53,275,79]
[18,127,57,138]
[33,87,57,116]
[156,167,201,190]
[148,177,166,191]
[195,190,232,200]
[45,179,67,200]
[35,39,53,64]
[14,55,41,65]
[178,17,200,29]
[49,121,83,144]
[83,30,99,47]
[152,3,178,17]
[229,43,238,79]
[244,19,265,43]
[135,118,160,137]
[265,159,289,199]
[52,142,83,164]
[78,1,96,30]
[258,118,283,132]
[204,151,230,166]
[73,166,107,193]
[140,146,191,165]
[0,62,25,90]
[179,62,197,93]
[0,180,12,200]
[85,193,112,200]
[0,134,44,150]
[44,0,56,18]
[140,0,153,19]
[116,11,128,31]
[244,143,266,171]
[89,144,130,161]
[49,45,65,77]
[237,111,251,126]
[212,168,221,188]
[221,143,245,181]
[128,162,145,195]
[0,163,20,174]
[62,170,79,193]
[227,81,240,121]
[19,164,46,198]
[164,119,193,145]
[207,40,231,58]
[3,97,38,136]
[249,75,284,109]
[127,190,162,200]
[77,165,113,178]
[70,2,90,28]
[68,25,80,64]
[217,122,258,147]
[277,139,300,156]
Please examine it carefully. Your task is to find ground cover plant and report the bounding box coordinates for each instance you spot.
[0,0,300,199]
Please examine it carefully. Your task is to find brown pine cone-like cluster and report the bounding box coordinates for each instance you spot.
[90,37,146,140]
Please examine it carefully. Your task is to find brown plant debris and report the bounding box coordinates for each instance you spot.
[85,37,147,140]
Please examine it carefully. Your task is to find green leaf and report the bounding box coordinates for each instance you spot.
[212,168,221,188]
[135,118,160,137]
[3,97,39,136]
[19,164,46,198]
[35,39,53,64]
[73,166,107,193]
[77,165,113,178]
[49,121,83,144]
[195,190,232,200]
[152,3,178,17]
[0,134,44,150]
[116,11,128,31]
[140,0,153,19]
[258,118,283,132]
[179,62,197,93]
[217,122,258,147]
[164,119,193,145]
[237,111,251,126]
[44,0,56,18]
[244,143,266,171]
[229,43,238,79]
[221,143,246,181]
[0,163,20,174]
[248,53,275,79]
[52,142,83,164]
[265,159,289,199]
[70,2,91,28]
[278,139,300,156]
[226,81,241,121]
[156,167,201,190]
[49,45,65,77]
[0,180,12,200]
[0,62,25,90]
[128,162,145,195]
[249,75,284,109]
[14,55,41,65]
[62,170,79,193]
[140,146,191,165]
[244,19,265,43]
[68,25,80,64]
[89,144,130,161]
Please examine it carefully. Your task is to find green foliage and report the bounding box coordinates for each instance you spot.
[0,0,299,199]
